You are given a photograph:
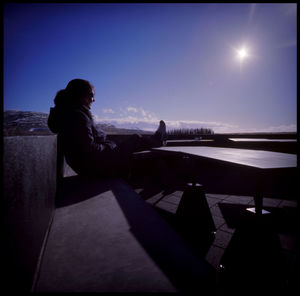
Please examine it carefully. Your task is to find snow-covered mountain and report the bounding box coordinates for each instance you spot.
[3,110,151,136]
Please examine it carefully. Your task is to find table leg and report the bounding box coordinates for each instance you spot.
[246,170,270,215]
[176,183,216,234]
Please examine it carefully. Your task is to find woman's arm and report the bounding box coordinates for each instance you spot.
[67,110,117,157]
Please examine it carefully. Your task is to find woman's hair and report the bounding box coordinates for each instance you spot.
[54,79,94,107]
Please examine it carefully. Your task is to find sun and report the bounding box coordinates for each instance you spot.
[236,47,249,61]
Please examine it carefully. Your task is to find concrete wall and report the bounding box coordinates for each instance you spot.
[3,136,57,292]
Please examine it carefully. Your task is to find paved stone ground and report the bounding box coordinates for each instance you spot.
[59,159,297,293]
[133,181,297,295]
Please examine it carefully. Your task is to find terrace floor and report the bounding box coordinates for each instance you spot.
[130,176,297,295]
[41,159,297,294]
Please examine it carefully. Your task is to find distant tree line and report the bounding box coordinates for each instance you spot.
[167,128,214,136]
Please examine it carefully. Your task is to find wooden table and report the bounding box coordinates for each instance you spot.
[152,146,297,215]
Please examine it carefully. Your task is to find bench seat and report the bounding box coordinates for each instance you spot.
[33,176,215,292]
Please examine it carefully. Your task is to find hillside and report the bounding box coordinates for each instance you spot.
[3,110,152,136]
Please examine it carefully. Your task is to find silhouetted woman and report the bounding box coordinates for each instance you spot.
[48,79,166,178]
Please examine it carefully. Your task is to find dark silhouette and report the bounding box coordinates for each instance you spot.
[48,78,167,178]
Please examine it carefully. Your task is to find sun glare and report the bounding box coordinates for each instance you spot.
[236,47,249,61]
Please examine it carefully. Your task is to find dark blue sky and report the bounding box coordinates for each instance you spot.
[4,3,297,132]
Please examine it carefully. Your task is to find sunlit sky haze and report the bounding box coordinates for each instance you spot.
[3,3,297,133]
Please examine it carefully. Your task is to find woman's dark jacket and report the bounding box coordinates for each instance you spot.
[48,105,121,176]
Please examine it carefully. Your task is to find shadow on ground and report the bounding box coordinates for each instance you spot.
[55,175,113,208]
[55,176,216,293]
[217,202,297,295]
[130,176,217,259]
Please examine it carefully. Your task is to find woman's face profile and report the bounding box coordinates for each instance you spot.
[81,89,95,109]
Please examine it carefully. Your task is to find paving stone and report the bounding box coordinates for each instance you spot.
[206,193,229,200]
[210,204,223,218]
[247,201,255,206]
[127,177,297,294]
[162,194,181,205]
[212,230,232,249]
[222,195,253,205]
[172,191,184,198]
[140,178,296,293]
[207,196,220,207]
[146,193,164,205]
[155,201,178,214]
[262,198,282,207]
[278,200,297,208]
[219,223,235,234]
[205,245,225,270]
[212,216,226,230]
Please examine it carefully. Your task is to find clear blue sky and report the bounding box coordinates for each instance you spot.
[4,3,297,133]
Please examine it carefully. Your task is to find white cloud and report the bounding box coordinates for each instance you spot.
[140,108,147,117]
[127,107,138,113]
[102,108,115,114]
[94,113,297,134]
[94,114,240,133]
[125,106,156,119]
[95,106,297,134]
[93,114,102,122]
